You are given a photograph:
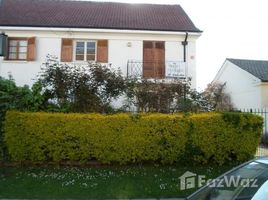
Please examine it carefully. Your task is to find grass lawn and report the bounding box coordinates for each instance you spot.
[0,164,236,199]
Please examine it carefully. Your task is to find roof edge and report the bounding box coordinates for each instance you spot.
[0,24,202,33]
[227,58,268,63]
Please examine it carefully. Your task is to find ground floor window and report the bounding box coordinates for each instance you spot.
[8,38,28,60]
[75,41,96,61]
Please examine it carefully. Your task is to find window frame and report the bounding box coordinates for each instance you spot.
[7,38,28,61]
[74,40,97,62]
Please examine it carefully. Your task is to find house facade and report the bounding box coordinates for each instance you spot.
[213,58,268,109]
[0,0,201,88]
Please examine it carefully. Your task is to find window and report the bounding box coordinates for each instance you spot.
[75,41,96,61]
[8,38,28,60]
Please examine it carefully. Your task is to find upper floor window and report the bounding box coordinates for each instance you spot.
[8,38,28,60]
[75,41,96,61]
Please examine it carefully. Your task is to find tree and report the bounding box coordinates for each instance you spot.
[203,82,233,111]
[39,55,127,113]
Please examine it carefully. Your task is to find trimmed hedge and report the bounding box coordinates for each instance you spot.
[4,111,263,165]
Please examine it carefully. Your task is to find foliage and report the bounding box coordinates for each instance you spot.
[0,76,45,160]
[5,111,262,165]
[0,76,45,112]
[39,55,126,113]
[125,78,210,113]
[203,82,233,111]
[188,112,263,165]
[124,79,234,113]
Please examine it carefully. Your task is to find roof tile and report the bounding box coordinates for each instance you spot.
[227,58,268,82]
[0,0,201,32]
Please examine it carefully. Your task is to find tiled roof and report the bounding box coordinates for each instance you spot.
[227,58,268,82]
[0,0,201,32]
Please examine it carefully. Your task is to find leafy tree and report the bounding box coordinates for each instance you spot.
[39,55,127,113]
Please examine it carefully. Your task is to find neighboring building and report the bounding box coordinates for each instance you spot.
[0,0,201,87]
[213,58,268,109]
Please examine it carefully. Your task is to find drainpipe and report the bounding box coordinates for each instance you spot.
[181,32,188,62]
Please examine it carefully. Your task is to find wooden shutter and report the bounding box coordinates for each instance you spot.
[154,41,165,78]
[97,40,108,63]
[143,41,154,78]
[27,37,36,61]
[143,41,165,79]
[61,39,73,62]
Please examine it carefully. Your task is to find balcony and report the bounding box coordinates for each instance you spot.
[127,60,187,79]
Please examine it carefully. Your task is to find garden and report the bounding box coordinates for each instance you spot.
[0,56,263,199]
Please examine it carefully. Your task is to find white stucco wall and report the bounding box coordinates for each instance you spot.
[187,41,197,88]
[0,28,199,88]
[108,40,143,75]
[165,41,183,62]
[0,37,61,86]
[261,84,268,108]
[164,41,196,88]
[213,60,262,109]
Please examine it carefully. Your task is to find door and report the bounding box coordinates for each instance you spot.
[143,41,165,79]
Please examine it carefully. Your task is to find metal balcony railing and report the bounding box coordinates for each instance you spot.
[127,60,187,79]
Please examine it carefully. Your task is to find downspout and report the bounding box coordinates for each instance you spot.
[181,32,188,62]
[181,32,188,109]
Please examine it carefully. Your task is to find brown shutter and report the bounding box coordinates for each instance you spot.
[143,41,154,78]
[27,37,36,61]
[143,41,165,79]
[61,39,73,62]
[154,41,165,78]
[97,40,108,63]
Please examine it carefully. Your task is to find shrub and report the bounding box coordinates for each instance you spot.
[39,55,126,113]
[0,76,45,160]
[125,78,210,113]
[188,112,263,165]
[4,111,188,164]
[4,111,263,165]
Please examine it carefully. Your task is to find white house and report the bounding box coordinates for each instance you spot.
[0,0,201,88]
[213,58,268,109]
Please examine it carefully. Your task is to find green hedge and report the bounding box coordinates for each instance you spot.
[4,111,263,165]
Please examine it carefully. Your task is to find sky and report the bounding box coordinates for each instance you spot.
[85,0,268,90]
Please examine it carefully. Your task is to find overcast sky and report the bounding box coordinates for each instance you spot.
[86,0,268,90]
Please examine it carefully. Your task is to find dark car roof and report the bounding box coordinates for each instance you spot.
[0,0,202,32]
[227,58,268,82]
